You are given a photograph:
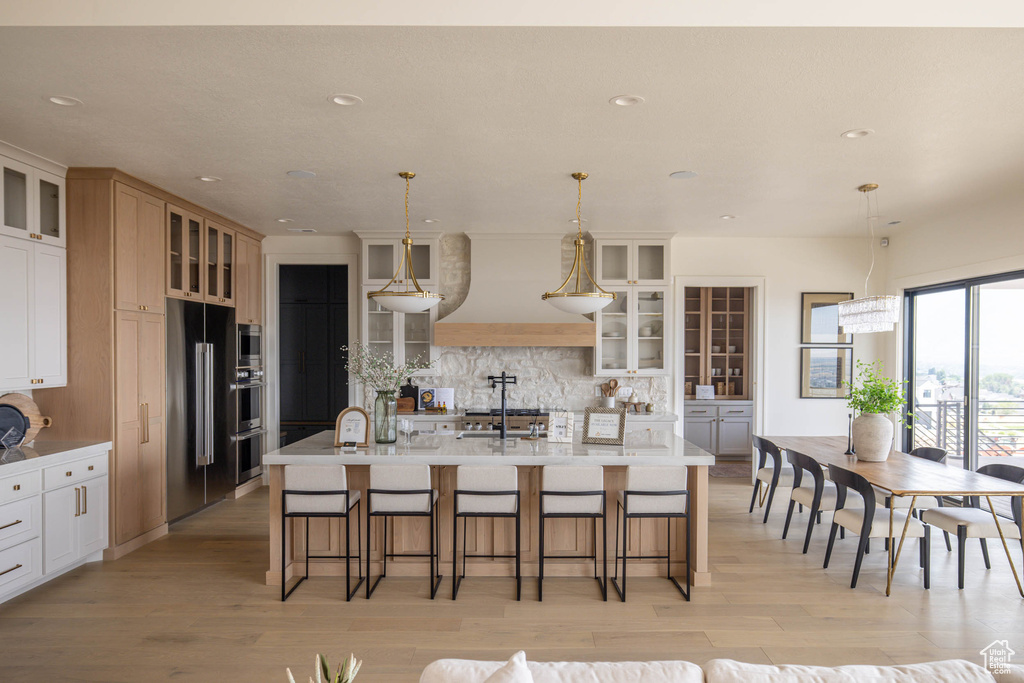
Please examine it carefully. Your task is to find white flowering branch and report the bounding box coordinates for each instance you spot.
[341,342,434,393]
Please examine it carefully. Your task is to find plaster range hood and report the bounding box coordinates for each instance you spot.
[434,233,596,347]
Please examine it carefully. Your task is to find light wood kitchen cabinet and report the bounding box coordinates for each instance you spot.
[166,203,204,300]
[0,235,67,391]
[114,182,165,314]
[34,168,262,560]
[235,234,262,324]
[683,286,751,400]
[204,220,235,306]
[114,311,165,545]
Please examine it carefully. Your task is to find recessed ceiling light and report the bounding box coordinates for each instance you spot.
[669,171,698,180]
[277,218,293,223]
[330,94,363,106]
[48,96,82,107]
[609,95,645,106]
[286,170,317,179]
[841,128,874,138]
[719,215,736,220]
[196,176,221,182]
[887,220,902,226]
[287,228,318,233]
[423,219,440,224]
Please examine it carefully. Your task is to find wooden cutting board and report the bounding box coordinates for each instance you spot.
[0,393,52,444]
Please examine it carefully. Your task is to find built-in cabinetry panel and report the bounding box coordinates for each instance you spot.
[683,286,751,400]
[114,183,165,314]
[683,402,753,456]
[235,234,262,325]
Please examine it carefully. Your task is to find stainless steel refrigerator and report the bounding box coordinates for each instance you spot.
[166,299,237,522]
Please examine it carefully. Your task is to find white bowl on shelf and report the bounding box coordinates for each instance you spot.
[711,345,722,353]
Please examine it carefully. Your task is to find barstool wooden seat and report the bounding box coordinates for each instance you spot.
[538,465,607,601]
[452,465,521,600]
[366,464,442,599]
[612,465,690,602]
[281,464,363,601]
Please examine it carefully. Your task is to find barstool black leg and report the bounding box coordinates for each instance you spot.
[280,498,287,602]
[621,507,628,601]
[305,518,310,581]
[538,511,545,601]
[451,498,459,600]
[515,510,522,601]
[602,512,608,601]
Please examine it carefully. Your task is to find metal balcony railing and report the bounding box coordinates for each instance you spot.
[912,399,1024,460]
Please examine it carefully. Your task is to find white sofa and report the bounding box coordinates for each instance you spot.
[420,654,1024,683]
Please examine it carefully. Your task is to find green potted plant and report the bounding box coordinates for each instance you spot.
[287,652,361,683]
[845,360,909,462]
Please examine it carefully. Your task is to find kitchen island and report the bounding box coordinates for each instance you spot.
[265,430,715,589]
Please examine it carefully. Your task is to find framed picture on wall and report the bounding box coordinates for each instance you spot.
[801,292,854,344]
[800,347,853,399]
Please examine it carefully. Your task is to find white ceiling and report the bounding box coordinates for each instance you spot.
[0,26,1022,238]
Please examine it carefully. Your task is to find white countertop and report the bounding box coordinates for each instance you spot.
[0,440,113,475]
[406,411,679,422]
[265,429,713,467]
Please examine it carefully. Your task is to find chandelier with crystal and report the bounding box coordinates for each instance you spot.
[367,172,444,313]
[837,183,900,334]
[541,172,616,315]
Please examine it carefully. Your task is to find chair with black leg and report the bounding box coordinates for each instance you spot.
[366,464,443,599]
[611,466,690,602]
[452,465,521,601]
[749,436,793,523]
[920,464,1024,589]
[823,464,930,590]
[538,465,607,601]
[281,465,363,601]
[874,447,952,551]
[782,449,853,553]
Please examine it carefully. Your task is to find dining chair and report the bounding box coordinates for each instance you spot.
[749,436,793,523]
[920,464,1024,589]
[824,464,930,590]
[782,449,849,554]
[874,446,952,551]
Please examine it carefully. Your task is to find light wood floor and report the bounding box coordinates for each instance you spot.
[1,476,1021,681]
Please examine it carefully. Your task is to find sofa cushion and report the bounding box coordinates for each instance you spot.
[482,651,533,683]
[704,658,996,682]
[420,658,704,683]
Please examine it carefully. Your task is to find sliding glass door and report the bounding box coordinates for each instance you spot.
[905,272,1024,473]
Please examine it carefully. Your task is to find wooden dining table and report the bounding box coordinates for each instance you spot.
[766,435,1024,597]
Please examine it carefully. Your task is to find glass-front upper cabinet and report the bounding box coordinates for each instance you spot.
[634,288,667,375]
[0,159,66,248]
[595,287,670,376]
[361,285,436,376]
[594,238,669,286]
[36,171,65,248]
[596,289,631,373]
[204,220,235,306]
[167,204,204,299]
[1,158,33,240]
[359,234,439,286]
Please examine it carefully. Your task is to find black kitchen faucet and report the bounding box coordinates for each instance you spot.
[487,371,517,439]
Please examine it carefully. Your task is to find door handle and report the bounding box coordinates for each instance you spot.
[75,487,81,517]
[205,344,215,463]
[144,403,150,443]
[301,351,306,375]
[0,519,23,531]
[82,485,87,515]
[0,564,22,577]
[140,403,146,444]
[195,344,205,466]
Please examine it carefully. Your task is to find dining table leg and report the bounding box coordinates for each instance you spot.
[984,496,1024,598]
[886,495,918,597]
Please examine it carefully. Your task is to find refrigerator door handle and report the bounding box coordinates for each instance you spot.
[195,343,207,466]
[205,343,215,464]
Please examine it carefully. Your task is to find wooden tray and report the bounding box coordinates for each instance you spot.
[0,393,52,444]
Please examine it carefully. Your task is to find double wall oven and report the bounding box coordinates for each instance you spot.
[235,324,265,484]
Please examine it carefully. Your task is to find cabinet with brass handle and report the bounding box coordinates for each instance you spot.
[0,563,23,577]
[42,458,108,576]
[0,519,23,531]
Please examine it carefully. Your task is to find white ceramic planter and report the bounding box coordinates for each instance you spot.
[852,412,894,462]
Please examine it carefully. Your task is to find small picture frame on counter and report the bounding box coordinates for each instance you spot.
[334,406,369,447]
[695,384,715,401]
[547,411,574,443]
[582,406,626,446]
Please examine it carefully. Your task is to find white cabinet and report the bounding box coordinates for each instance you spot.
[683,403,753,456]
[0,236,67,391]
[360,233,439,286]
[595,286,670,376]
[43,467,108,575]
[361,286,436,374]
[595,238,669,286]
[1,156,65,248]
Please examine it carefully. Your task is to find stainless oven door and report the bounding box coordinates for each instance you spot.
[236,382,263,432]
[236,428,265,485]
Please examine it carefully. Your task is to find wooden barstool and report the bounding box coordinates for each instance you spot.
[366,464,442,599]
[281,464,363,601]
[452,465,521,600]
